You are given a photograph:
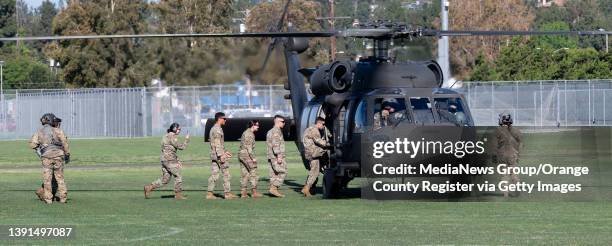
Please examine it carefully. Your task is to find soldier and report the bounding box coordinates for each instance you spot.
[496,113,522,197]
[301,117,330,197]
[144,123,190,200]
[266,115,287,198]
[374,99,404,129]
[35,117,64,201]
[438,102,467,126]
[207,112,236,200]
[238,120,263,198]
[29,113,70,204]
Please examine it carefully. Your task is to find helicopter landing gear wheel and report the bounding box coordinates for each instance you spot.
[323,168,341,199]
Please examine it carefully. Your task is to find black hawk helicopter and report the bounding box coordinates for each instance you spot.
[3,1,610,198]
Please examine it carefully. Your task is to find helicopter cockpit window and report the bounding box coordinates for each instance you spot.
[410,97,435,124]
[354,99,367,133]
[373,98,407,129]
[434,98,468,126]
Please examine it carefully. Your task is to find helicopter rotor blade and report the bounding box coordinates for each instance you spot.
[254,0,293,84]
[0,31,336,42]
[427,30,612,37]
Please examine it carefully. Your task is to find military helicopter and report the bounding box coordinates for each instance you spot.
[3,0,610,198]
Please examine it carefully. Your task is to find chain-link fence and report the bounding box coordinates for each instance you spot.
[0,85,291,139]
[462,80,612,126]
[1,80,612,139]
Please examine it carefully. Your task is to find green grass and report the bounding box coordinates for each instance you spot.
[1,130,612,245]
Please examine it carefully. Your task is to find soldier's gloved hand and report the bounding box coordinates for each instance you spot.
[64,154,71,164]
[225,151,232,158]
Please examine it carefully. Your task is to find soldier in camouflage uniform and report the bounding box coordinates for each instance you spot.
[35,117,64,201]
[266,115,287,198]
[496,113,522,197]
[301,117,330,197]
[207,112,237,200]
[373,99,404,130]
[144,123,190,200]
[238,120,263,198]
[29,113,70,204]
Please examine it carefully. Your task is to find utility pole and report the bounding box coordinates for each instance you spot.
[316,1,349,61]
[437,0,451,87]
[329,0,337,61]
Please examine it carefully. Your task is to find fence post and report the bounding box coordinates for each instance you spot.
[533,91,537,127]
[515,81,518,125]
[269,85,273,112]
[218,84,222,111]
[192,86,197,132]
[103,89,107,137]
[588,80,591,126]
[141,87,147,137]
[556,82,560,127]
[539,81,543,127]
[564,80,567,127]
[170,86,174,126]
[490,82,494,125]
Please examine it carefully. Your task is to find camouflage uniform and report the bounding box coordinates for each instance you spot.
[149,132,189,192]
[266,126,286,188]
[373,110,404,129]
[302,125,330,187]
[208,125,231,193]
[496,125,522,190]
[29,125,70,203]
[239,128,258,190]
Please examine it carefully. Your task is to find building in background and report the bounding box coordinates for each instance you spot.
[537,0,566,8]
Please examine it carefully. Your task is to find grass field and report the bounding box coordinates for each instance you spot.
[1,130,612,245]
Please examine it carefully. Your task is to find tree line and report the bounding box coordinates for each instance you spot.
[0,0,610,89]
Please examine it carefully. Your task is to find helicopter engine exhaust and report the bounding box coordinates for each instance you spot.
[306,61,353,96]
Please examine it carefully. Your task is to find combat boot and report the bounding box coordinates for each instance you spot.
[35,187,45,201]
[175,192,187,200]
[301,185,312,197]
[144,185,154,199]
[251,188,263,198]
[269,186,285,198]
[240,189,249,198]
[206,191,218,200]
[58,198,67,203]
[224,192,238,199]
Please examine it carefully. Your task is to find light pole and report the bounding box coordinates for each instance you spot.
[598,29,608,53]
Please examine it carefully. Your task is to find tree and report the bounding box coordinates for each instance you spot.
[48,0,150,87]
[144,0,237,86]
[0,0,16,49]
[38,0,58,36]
[2,52,57,89]
[244,0,326,84]
[532,21,577,50]
[447,0,535,78]
[565,0,607,50]
[467,39,612,81]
